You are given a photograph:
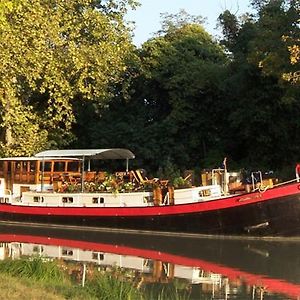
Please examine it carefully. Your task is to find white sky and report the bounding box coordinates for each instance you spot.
[126,0,253,46]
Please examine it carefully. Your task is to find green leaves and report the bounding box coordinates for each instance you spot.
[0,0,135,156]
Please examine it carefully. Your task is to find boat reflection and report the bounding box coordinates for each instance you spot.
[0,223,300,299]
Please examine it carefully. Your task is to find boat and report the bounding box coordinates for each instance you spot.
[0,223,300,299]
[0,148,300,237]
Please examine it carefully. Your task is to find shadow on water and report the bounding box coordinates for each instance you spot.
[0,222,299,299]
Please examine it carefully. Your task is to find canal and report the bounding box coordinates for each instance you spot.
[0,223,299,299]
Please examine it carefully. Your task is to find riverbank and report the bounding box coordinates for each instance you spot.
[0,258,189,300]
[0,273,65,299]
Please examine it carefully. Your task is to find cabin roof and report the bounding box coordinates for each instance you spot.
[0,157,80,161]
[34,149,135,160]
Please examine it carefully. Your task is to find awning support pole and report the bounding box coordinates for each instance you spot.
[41,158,45,192]
[81,156,85,192]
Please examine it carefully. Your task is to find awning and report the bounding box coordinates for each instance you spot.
[0,157,80,161]
[35,149,135,160]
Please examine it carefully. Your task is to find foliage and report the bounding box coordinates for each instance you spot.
[0,0,136,156]
[247,0,299,83]
[142,281,191,300]
[217,0,300,170]
[158,9,205,35]
[1,1,299,175]
[85,272,141,300]
[75,12,228,173]
[0,257,66,284]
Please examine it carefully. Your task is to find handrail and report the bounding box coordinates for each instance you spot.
[251,171,263,190]
[273,178,298,187]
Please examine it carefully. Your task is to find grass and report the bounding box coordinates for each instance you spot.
[0,256,65,284]
[0,257,191,300]
[0,273,65,299]
[85,273,142,300]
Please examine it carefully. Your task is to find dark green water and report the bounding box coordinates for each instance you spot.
[0,223,299,300]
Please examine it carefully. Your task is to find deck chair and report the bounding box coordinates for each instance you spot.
[131,169,155,185]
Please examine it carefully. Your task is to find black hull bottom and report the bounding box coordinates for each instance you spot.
[1,194,300,237]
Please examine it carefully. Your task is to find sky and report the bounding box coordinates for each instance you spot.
[126,0,253,46]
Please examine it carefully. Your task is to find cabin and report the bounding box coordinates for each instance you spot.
[0,157,82,201]
[0,149,228,207]
[0,149,135,199]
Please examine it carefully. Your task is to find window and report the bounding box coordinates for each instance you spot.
[92,252,104,260]
[29,161,36,172]
[33,246,44,253]
[67,161,79,172]
[15,162,21,172]
[33,196,44,203]
[0,197,5,203]
[44,162,52,172]
[54,161,65,172]
[93,197,104,204]
[40,162,52,172]
[22,161,28,172]
[62,197,73,203]
[62,249,73,256]
[7,162,11,173]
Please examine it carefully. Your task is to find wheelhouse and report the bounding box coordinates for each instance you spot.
[0,157,81,198]
[0,149,135,200]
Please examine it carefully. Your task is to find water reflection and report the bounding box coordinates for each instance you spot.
[0,223,300,299]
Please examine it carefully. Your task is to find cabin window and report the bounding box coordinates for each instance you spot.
[30,161,36,172]
[0,197,9,204]
[33,246,44,253]
[62,249,73,256]
[62,197,73,203]
[0,161,3,176]
[54,161,65,172]
[15,162,21,171]
[92,197,104,204]
[33,196,44,203]
[92,252,104,260]
[22,161,28,172]
[7,162,11,174]
[44,162,52,172]
[67,161,79,172]
[199,189,211,197]
[39,161,52,172]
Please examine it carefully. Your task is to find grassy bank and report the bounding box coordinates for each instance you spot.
[0,274,65,299]
[0,257,190,299]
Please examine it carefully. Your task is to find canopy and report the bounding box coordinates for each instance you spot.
[0,157,80,161]
[35,149,135,160]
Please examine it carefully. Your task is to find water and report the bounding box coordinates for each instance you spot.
[0,223,299,299]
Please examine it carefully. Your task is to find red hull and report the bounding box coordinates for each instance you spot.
[1,182,300,236]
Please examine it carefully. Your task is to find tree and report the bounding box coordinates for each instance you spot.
[218,0,300,170]
[81,11,228,173]
[0,0,137,156]
[248,0,299,82]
